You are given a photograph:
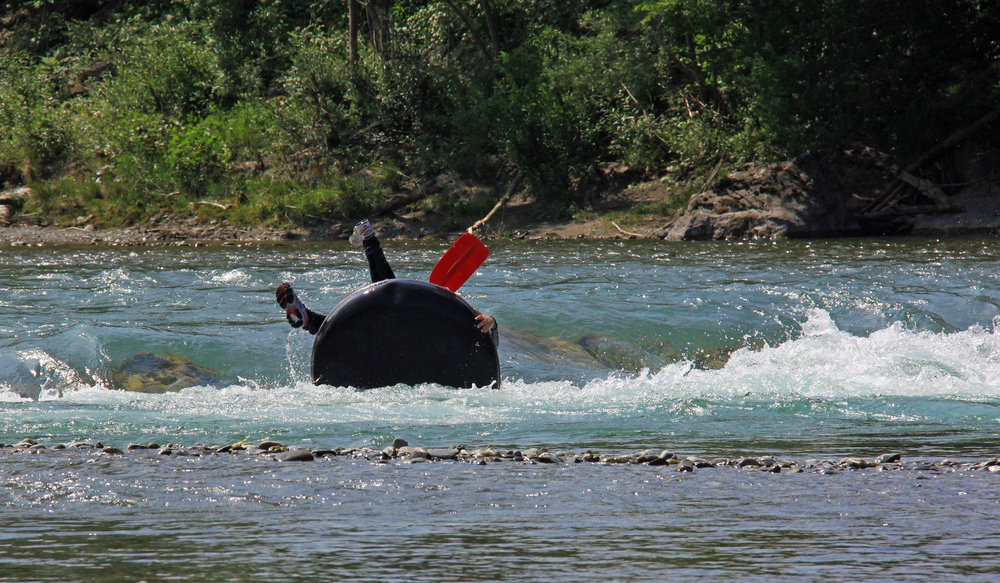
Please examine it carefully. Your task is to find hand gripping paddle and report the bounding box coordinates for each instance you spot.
[429,232,489,292]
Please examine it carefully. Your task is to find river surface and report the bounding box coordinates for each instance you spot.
[2,237,1000,582]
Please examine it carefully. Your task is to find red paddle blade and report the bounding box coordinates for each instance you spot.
[429,232,489,292]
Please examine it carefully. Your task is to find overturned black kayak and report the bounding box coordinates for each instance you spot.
[311,279,500,389]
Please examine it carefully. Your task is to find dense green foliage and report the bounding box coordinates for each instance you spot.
[1,0,998,227]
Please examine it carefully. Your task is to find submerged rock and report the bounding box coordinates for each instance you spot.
[398,446,430,459]
[275,448,314,462]
[109,352,222,393]
[0,354,47,400]
[875,453,902,464]
[498,325,759,379]
[578,333,667,373]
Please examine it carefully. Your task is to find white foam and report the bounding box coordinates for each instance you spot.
[9,311,1000,430]
[683,309,1000,400]
[209,269,253,284]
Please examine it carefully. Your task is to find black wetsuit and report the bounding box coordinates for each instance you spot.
[300,237,498,347]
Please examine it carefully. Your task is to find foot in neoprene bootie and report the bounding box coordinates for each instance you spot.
[275,282,309,329]
[349,218,376,247]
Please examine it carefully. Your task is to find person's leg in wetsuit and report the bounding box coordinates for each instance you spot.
[276,219,392,334]
[350,217,394,282]
[275,282,325,334]
[362,236,395,283]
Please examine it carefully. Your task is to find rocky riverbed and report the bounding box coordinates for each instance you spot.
[4,436,999,475]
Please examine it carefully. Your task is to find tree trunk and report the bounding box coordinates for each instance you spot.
[348,0,358,65]
[480,0,500,58]
[444,0,493,64]
[366,0,393,56]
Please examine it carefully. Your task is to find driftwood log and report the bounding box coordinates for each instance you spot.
[857,110,997,227]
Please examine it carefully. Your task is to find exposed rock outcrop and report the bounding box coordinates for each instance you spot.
[661,154,859,241]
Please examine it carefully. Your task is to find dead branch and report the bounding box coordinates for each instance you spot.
[199,201,233,210]
[858,110,997,218]
[905,109,997,173]
[896,170,948,205]
[611,220,643,238]
[469,170,524,232]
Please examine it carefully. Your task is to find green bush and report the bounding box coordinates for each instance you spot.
[98,18,226,117]
[219,101,277,163]
[0,51,72,180]
[165,114,231,195]
[2,0,998,230]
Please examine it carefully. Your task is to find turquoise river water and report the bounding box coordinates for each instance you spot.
[2,237,1000,582]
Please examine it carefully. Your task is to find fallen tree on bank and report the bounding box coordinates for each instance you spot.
[661,112,1000,241]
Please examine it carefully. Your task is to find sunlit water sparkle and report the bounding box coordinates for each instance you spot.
[3,238,1000,582]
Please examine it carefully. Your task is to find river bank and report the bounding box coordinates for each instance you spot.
[4,142,999,247]
[0,178,677,246]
